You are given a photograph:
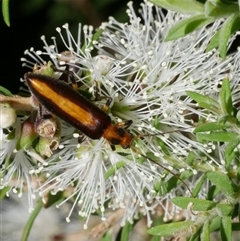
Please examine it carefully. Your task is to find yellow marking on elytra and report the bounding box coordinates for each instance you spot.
[30,78,94,126]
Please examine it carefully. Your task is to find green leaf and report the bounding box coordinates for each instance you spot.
[150,0,204,14]
[185,151,195,165]
[2,0,10,27]
[161,170,193,194]
[21,199,43,241]
[187,91,220,113]
[192,174,207,197]
[220,216,232,241]
[204,1,239,18]
[0,85,12,96]
[200,221,210,241]
[172,197,216,211]
[165,15,215,41]
[217,203,233,216]
[225,137,240,169]
[0,186,10,199]
[207,172,234,197]
[44,191,64,208]
[155,137,170,156]
[219,14,240,59]
[100,232,112,241]
[207,185,220,200]
[82,28,103,53]
[120,221,133,241]
[210,216,221,232]
[206,14,240,52]
[196,132,238,142]
[104,161,126,180]
[220,79,233,116]
[148,221,194,236]
[194,122,226,133]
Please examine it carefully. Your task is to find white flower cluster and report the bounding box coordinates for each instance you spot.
[1,0,239,229]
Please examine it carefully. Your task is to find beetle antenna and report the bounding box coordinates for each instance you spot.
[136,128,192,139]
[131,147,193,196]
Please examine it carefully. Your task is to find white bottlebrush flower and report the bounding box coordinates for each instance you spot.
[0,120,46,210]
[5,0,238,232]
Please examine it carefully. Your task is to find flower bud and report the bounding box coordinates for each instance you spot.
[0,103,17,128]
[16,116,38,149]
[38,136,60,157]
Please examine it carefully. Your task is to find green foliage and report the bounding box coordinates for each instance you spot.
[120,221,133,241]
[21,199,43,241]
[0,85,12,96]
[104,161,126,180]
[188,79,240,171]
[165,14,216,41]
[207,172,235,197]
[151,0,240,59]
[2,0,10,26]
[148,221,195,236]
[147,78,240,240]
[172,197,216,211]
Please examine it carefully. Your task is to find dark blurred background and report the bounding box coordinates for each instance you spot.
[0,0,142,94]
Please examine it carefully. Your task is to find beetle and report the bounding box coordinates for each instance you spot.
[25,71,192,194]
[25,72,134,149]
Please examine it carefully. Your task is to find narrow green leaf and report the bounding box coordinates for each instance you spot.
[220,79,233,116]
[165,15,215,41]
[82,28,103,53]
[162,170,193,193]
[209,216,221,232]
[206,14,240,52]
[220,216,232,241]
[2,0,10,27]
[189,228,202,241]
[206,30,220,52]
[153,119,170,156]
[204,1,238,18]
[219,14,240,59]
[194,122,226,133]
[21,199,43,241]
[207,185,220,200]
[150,0,204,14]
[172,197,216,211]
[225,137,240,169]
[155,137,170,156]
[207,172,234,197]
[44,191,64,208]
[187,91,220,112]
[0,186,10,199]
[104,161,126,180]
[192,174,207,197]
[185,151,195,165]
[0,85,12,96]
[200,221,210,241]
[148,221,194,236]
[197,132,238,142]
[151,217,164,241]
[100,232,112,241]
[120,221,133,241]
[217,203,233,216]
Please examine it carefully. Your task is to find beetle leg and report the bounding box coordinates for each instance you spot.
[67,71,78,91]
[93,80,100,101]
[52,66,79,91]
[110,144,116,151]
[78,133,86,144]
[102,97,112,112]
